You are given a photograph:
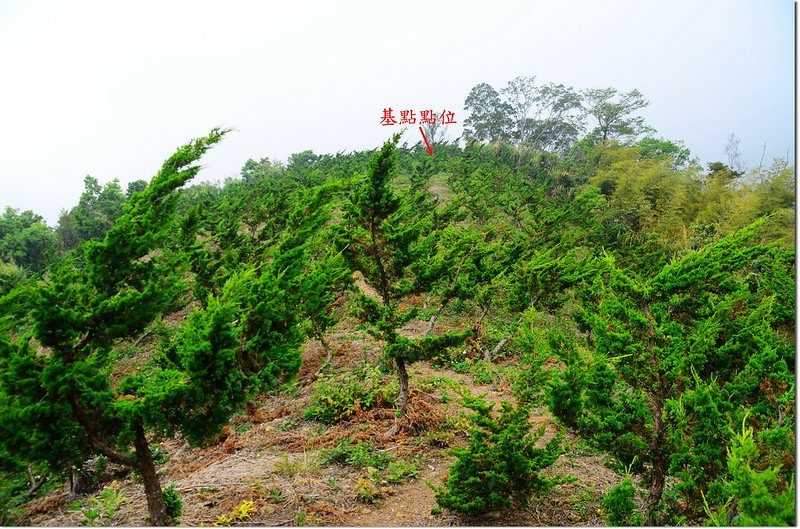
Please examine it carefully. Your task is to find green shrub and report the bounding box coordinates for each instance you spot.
[321,440,391,470]
[76,486,131,526]
[162,484,183,524]
[0,470,32,525]
[303,365,397,424]
[385,458,419,483]
[602,477,642,526]
[432,396,562,516]
[150,444,170,465]
[354,477,379,504]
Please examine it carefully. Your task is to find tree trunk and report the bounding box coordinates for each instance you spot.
[395,356,409,416]
[646,451,666,525]
[70,467,96,495]
[486,313,524,362]
[312,318,333,366]
[425,314,437,336]
[133,421,169,526]
[643,302,666,525]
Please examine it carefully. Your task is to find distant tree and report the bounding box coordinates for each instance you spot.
[583,88,651,141]
[590,145,701,247]
[463,83,512,144]
[233,157,294,242]
[0,207,57,273]
[707,161,743,181]
[500,76,538,148]
[724,133,746,175]
[501,77,584,152]
[287,150,323,187]
[57,176,127,250]
[464,78,584,154]
[636,136,692,168]
[421,120,449,150]
[524,82,585,153]
[126,179,148,198]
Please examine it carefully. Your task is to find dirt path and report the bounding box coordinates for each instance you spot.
[344,456,449,527]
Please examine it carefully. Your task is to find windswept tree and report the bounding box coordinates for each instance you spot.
[546,219,794,524]
[335,135,468,421]
[0,129,270,525]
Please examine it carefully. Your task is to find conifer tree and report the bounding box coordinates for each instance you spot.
[224,182,352,385]
[0,130,269,525]
[433,396,561,516]
[546,219,794,524]
[335,135,468,420]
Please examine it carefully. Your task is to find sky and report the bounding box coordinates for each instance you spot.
[0,0,794,225]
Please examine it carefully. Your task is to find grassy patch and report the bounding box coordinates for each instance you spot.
[274,451,322,477]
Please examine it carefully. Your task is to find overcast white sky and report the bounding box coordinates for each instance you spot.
[0,0,794,225]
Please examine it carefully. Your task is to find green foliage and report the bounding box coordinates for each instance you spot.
[127,295,247,446]
[321,440,392,470]
[546,220,794,522]
[149,445,170,465]
[704,418,795,526]
[0,261,26,297]
[636,136,692,167]
[273,451,321,476]
[268,487,285,502]
[76,485,131,526]
[0,79,795,525]
[0,468,41,526]
[0,130,259,526]
[463,82,513,144]
[322,440,417,502]
[334,134,469,415]
[56,176,127,251]
[0,207,57,274]
[161,484,183,524]
[583,87,651,141]
[384,458,420,483]
[513,310,576,405]
[304,365,398,425]
[602,477,643,526]
[433,396,562,516]
[354,477,380,504]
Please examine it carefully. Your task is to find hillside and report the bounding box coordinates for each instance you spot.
[0,98,795,527]
[19,296,622,526]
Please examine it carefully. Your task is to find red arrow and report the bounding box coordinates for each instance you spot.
[419,126,433,155]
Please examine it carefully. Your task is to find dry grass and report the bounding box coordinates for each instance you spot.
[273,451,323,477]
